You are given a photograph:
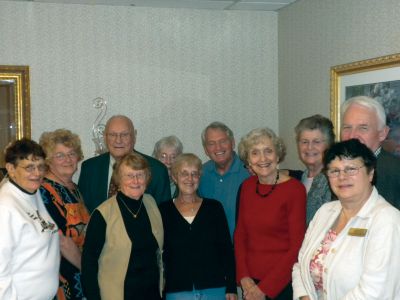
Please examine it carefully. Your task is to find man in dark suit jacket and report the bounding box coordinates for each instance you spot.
[341,96,400,209]
[78,115,171,212]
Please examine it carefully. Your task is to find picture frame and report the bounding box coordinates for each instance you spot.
[0,65,31,167]
[330,53,400,156]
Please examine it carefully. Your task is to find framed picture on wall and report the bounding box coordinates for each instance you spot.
[330,53,400,156]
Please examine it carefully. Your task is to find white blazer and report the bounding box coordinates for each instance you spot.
[292,187,400,300]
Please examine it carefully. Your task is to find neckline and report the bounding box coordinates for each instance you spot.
[256,171,279,198]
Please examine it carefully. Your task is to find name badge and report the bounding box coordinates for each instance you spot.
[348,228,367,237]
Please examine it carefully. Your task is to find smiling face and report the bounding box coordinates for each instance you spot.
[297,129,328,170]
[157,146,178,176]
[6,155,46,193]
[48,143,78,180]
[341,104,388,152]
[118,163,147,200]
[173,162,200,196]
[247,137,279,184]
[105,116,136,160]
[204,128,235,172]
[327,157,374,205]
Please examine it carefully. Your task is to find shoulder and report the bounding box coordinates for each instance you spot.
[202,198,223,208]
[81,152,109,168]
[281,177,306,191]
[378,149,400,167]
[158,199,174,212]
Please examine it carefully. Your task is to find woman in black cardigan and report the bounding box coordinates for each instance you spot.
[159,153,236,300]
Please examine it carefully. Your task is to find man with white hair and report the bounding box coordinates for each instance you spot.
[341,95,400,209]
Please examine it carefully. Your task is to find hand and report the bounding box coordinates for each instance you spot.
[240,277,256,295]
[226,293,237,300]
[244,284,265,300]
[59,231,82,270]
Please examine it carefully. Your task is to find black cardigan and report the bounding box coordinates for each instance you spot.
[159,198,236,294]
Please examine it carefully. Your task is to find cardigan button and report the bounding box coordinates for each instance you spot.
[331,248,336,253]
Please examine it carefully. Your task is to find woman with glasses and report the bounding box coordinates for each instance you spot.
[82,152,164,300]
[292,139,400,300]
[152,135,183,197]
[39,129,90,300]
[159,153,236,300]
[292,115,335,225]
[0,138,60,299]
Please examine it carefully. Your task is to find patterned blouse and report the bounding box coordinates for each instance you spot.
[309,229,338,299]
[40,177,90,300]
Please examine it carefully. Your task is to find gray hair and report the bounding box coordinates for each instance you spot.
[238,127,286,164]
[295,114,335,146]
[201,121,234,146]
[341,96,386,129]
[152,135,183,158]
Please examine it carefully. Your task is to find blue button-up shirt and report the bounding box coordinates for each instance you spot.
[198,152,250,238]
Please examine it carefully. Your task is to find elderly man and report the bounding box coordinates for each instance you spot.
[341,95,400,209]
[78,115,171,212]
[198,121,250,238]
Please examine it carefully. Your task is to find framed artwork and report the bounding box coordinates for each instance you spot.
[0,65,31,167]
[330,53,400,156]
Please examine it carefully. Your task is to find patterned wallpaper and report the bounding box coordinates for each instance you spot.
[278,0,400,169]
[0,1,278,166]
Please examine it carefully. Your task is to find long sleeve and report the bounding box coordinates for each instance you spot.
[341,208,400,299]
[81,210,106,300]
[258,186,306,297]
[0,208,18,300]
[214,202,237,294]
[234,177,307,298]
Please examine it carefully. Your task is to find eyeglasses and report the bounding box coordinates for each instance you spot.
[178,171,200,179]
[53,152,78,161]
[159,153,177,162]
[122,172,146,181]
[326,165,365,178]
[298,139,325,147]
[17,164,47,173]
[106,132,131,140]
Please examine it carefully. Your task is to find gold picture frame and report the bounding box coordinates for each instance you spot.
[330,53,400,144]
[0,65,31,166]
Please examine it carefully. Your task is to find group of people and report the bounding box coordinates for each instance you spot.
[1,95,400,300]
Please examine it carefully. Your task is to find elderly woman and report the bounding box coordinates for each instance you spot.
[0,138,60,299]
[235,128,306,300]
[152,135,183,197]
[82,152,163,300]
[292,139,400,299]
[294,115,335,224]
[159,153,236,300]
[39,129,90,300]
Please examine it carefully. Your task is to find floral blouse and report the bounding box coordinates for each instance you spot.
[309,229,338,298]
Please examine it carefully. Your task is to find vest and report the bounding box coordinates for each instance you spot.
[96,194,164,300]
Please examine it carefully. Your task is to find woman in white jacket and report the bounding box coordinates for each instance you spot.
[292,139,400,300]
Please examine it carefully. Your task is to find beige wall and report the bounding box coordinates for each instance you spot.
[0,1,278,163]
[278,0,400,169]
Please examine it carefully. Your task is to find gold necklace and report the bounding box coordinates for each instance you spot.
[120,197,143,218]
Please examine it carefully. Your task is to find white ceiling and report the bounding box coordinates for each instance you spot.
[8,0,299,11]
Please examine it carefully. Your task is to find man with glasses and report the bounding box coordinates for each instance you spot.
[79,115,170,212]
[198,121,250,238]
[341,96,400,209]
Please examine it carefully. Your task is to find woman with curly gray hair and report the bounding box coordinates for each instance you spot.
[235,127,306,300]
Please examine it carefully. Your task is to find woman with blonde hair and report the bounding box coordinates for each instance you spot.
[40,129,90,300]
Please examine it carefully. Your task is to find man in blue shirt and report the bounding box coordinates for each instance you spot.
[198,121,250,238]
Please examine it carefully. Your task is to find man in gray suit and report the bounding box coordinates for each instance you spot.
[341,96,400,209]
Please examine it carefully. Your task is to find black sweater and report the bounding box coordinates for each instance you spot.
[159,198,236,294]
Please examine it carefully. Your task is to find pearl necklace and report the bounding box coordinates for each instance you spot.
[256,170,280,198]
